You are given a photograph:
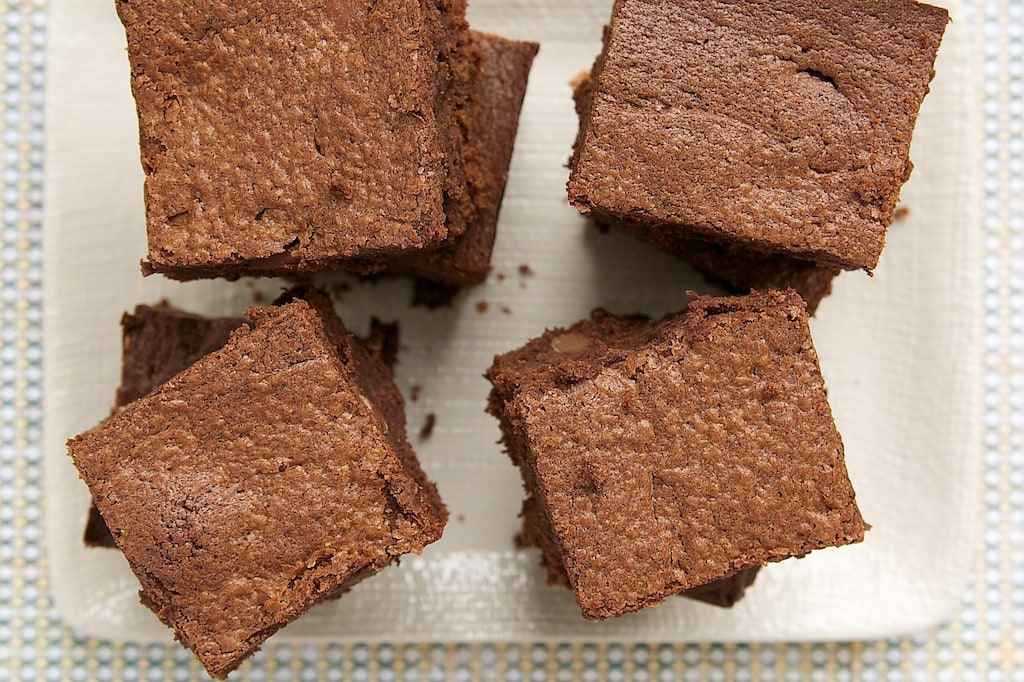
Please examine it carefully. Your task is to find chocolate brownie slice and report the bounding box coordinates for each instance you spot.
[120,0,475,278]
[85,312,402,549]
[68,289,445,678]
[385,31,538,287]
[84,303,245,548]
[567,0,948,271]
[486,290,868,620]
[84,304,402,548]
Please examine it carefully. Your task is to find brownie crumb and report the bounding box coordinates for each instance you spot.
[409,385,422,402]
[456,513,466,523]
[475,300,489,314]
[419,413,437,440]
[495,272,506,282]
[500,305,512,315]
[518,264,533,276]
[894,206,911,220]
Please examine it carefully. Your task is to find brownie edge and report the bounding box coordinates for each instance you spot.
[383,31,539,287]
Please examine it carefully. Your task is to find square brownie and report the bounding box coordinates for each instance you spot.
[571,73,840,314]
[567,0,948,271]
[84,302,245,548]
[68,289,445,678]
[486,290,868,620]
[120,0,475,278]
[384,31,538,287]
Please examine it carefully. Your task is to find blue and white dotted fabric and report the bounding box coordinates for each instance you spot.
[1,0,1021,679]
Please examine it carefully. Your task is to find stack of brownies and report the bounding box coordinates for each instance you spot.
[492,0,946,620]
[126,0,537,289]
[65,0,949,676]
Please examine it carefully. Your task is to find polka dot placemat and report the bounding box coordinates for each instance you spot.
[2,0,1020,678]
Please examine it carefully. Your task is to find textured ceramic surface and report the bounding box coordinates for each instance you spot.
[43,0,979,647]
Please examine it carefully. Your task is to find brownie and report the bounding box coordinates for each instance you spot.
[486,290,868,620]
[113,303,245,408]
[567,0,948,271]
[67,289,446,678]
[385,31,538,287]
[84,303,245,548]
[120,0,475,279]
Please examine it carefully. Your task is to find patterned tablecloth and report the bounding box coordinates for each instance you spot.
[2,0,1020,679]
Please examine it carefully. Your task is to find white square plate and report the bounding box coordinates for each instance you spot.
[44,0,980,644]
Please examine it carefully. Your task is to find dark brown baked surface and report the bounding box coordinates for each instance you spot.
[120,0,473,278]
[516,493,760,608]
[84,303,245,548]
[68,290,446,678]
[486,290,868,620]
[85,305,403,549]
[567,0,948,271]
[385,31,538,287]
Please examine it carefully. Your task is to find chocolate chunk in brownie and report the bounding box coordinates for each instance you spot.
[84,303,245,548]
[120,0,475,278]
[385,31,538,287]
[68,289,446,678]
[567,0,948,271]
[486,290,867,620]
